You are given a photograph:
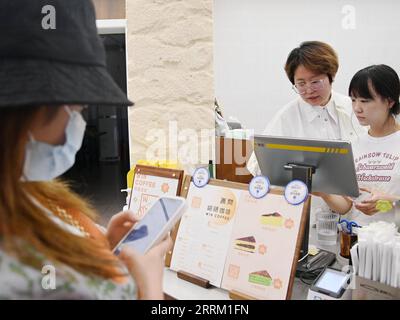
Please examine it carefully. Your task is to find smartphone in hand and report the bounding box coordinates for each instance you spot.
[113,196,187,255]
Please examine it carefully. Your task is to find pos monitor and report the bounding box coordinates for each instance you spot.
[253,135,359,198]
[253,134,359,268]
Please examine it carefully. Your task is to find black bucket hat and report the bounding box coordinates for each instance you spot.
[0,0,133,108]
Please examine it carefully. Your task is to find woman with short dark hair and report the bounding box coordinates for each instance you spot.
[247,41,365,225]
[247,41,365,175]
[0,0,171,299]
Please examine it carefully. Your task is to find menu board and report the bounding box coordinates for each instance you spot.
[170,179,308,299]
[221,192,305,299]
[170,183,242,286]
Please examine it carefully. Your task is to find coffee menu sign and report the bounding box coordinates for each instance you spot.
[170,179,308,299]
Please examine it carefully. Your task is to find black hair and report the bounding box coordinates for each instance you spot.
[348,64,400,115]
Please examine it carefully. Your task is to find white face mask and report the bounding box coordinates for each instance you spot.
[23,106,87,181]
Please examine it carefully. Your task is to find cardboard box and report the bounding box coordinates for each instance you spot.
[352,276,400,300]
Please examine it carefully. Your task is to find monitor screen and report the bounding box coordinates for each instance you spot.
[253,135,359,197]
[315,268,349,294]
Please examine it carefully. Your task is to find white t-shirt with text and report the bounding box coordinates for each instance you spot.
[347,131,400,226]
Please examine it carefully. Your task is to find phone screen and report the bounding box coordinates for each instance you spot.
[115,197,184,255]
[315,269,349,294]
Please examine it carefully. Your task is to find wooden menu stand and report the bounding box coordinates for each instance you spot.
[165,175,192,268]
[177,270,211,288]
[229,289,258,300]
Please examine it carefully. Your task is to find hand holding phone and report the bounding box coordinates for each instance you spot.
[118,236,173,299]
[113,196,186,255]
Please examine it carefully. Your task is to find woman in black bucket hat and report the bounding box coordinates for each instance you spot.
[0,0,171,299]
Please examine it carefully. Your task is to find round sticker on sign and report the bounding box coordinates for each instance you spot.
[284,180,308,205]
[249,176,270,199]
[193,167,210,188]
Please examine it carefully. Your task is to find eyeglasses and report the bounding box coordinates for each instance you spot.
[292,79,325,95]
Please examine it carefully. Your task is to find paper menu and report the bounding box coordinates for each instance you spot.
[170,183,242,287]
[221,192,304,299]
[130,173,179,219]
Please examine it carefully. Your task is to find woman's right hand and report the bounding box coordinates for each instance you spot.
[119,236,173,300]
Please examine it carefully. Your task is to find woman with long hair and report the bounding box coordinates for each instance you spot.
[0,0,171,299]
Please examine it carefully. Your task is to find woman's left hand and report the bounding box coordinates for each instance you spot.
[106,210,138,249]
[354,187,396,216]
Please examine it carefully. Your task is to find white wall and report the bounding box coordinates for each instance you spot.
[214,0,400,132]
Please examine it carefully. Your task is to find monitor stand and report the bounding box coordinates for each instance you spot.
[285,164,314,260]
[286,164,337,277]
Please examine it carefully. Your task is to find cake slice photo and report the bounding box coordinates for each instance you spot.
[248,270,272,286]
[260,212,284,227]
[234,236,256,253]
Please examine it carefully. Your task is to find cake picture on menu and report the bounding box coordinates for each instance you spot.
[248,270,272,286]
[260,212,284,227]
[234,236,256,253]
